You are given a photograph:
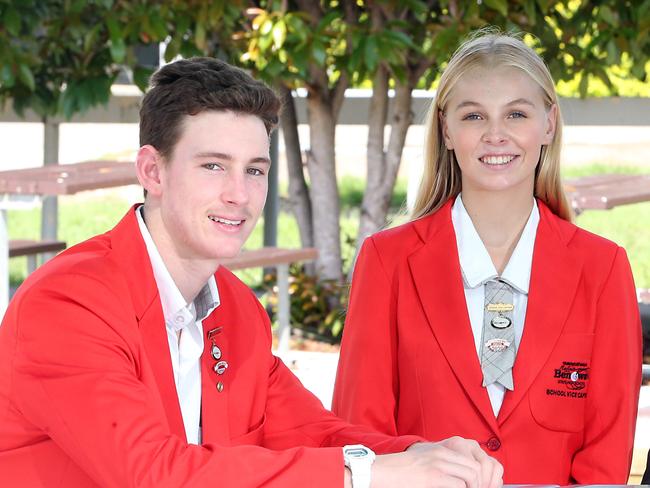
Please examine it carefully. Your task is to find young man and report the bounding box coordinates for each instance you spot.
[0,57,503,488]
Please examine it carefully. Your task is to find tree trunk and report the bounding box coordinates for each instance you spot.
[357,66,390,250]
[277,84,314,249]
[383,81,415,197]
[354,79,414,277]
[305,92,342,282]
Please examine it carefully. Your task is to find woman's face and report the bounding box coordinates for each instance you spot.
[440,65,556,199]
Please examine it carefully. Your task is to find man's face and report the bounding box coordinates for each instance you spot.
[156,110,270,265]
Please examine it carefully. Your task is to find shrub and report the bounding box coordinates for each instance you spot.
[264,263,348,343]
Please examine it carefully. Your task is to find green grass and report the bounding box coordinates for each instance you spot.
[560,162,650,288]
[337,175,408,210]
[7,170,650,289]
[561,163,650,179]
[8,194,132,284]
[575,202,650,289]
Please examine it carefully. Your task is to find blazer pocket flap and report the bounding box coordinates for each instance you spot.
[230,414,266,446]
[529,333,594,433]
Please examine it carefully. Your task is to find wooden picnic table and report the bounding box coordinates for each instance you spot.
[564,173,650,213]
[0,160,138,195]
[0,161,138,314]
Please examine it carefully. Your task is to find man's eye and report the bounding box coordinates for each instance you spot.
[203,163,222,170]
[247,167,265,176]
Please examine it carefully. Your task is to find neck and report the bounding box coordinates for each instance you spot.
[461,189,534,274]
[141,203,218,303]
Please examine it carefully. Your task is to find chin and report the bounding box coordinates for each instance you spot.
[214,244,245,260]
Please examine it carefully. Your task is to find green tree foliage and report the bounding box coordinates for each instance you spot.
[2,0,647,116]
[241,0,650,95]
[0,0,244,118]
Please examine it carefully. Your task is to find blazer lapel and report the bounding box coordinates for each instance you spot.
[139,302,187,439]
[111,206,186,440]
[199,309,231,444]
[408,204,499,433]
[497,203,582,424]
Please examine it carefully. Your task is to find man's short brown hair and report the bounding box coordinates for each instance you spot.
[139,57,280,160]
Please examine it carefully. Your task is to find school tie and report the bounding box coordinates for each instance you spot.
[480,279,516,390]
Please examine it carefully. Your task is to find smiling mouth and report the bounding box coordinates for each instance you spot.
[480,155,518,165]
[208,216,244,226]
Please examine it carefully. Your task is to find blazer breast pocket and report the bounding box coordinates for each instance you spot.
[230,414,266,446]
[528,333,594,433]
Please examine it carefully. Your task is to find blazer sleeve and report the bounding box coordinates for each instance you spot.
[571,247,642,483]
[332,237,401,435]
[8,269,421,488]
[256,298,424,455]
[7,272,343,487]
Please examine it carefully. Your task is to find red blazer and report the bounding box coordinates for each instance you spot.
[333,199,642,485]
[0,207,421,487]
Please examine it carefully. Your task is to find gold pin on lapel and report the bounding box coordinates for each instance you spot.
[206,327,223,340]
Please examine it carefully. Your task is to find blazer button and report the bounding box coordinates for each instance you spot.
[486,436,501,451]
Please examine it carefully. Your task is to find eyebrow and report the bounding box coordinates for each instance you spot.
[194,151,271,165]
[453,97,537,111]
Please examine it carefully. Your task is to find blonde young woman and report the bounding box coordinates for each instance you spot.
[332,31,642,484]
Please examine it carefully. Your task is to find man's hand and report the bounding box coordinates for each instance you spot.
[349,437,503,488]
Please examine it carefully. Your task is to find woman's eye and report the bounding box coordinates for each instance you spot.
[509,111,526,119]
[462,113,482,121]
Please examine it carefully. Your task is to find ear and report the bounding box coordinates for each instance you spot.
[135,145,164,197]
[542,103,558,145]
[439,111,453,150]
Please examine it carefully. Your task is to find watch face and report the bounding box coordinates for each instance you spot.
[345,446,370,458]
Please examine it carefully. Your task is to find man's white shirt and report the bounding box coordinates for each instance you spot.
[451,194,539,417]
[136,206,219,444]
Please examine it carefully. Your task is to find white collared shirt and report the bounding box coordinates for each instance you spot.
[136,206,220,444]
[451,194,539,417]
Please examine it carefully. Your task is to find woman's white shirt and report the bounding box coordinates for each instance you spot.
[451,194,539,417]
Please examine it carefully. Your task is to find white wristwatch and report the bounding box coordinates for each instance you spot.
[343,444,375,488]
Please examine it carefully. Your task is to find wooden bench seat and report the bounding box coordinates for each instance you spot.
[9,239,67,274]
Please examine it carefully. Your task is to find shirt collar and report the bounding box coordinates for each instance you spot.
[135,205,220,330]
[451,194,539,294]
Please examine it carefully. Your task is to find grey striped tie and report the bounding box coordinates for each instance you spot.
[480,279,516,390]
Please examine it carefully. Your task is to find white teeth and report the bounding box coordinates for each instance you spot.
[481,155,515,165]
[209,216,242,226]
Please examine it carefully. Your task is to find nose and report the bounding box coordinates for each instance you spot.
[481,119,507,144]
[221,172,249,206]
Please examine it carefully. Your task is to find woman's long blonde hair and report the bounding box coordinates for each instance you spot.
[411,30,573,221]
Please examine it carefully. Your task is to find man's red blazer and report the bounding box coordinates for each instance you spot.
[333,199,642,484]
[0,206,420,487]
